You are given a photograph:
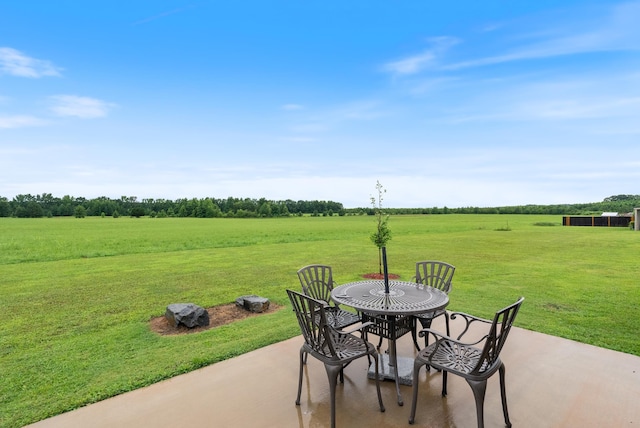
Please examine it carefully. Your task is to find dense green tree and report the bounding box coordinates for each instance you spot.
[0,197,10,217]
[258,201,272,217]
[130,207,145,218]
[74,206,87,218]
[200,198,221,218]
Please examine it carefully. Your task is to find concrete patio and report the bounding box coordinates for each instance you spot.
[27,317,640,428]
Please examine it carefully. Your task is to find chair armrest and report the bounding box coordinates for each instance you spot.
[417,327,449,343]
[450,311,493,340]
[329,322,375,349]
[418,327,486,347]
[450,311,493,324]
[339,321,374,336]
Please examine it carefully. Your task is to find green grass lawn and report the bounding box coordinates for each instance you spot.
[1,215,638,427]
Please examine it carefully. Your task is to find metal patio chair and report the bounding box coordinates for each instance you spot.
[297,264,361,330]
[409,297,524,428]
[286,289,385,428]
[411,261,455,350]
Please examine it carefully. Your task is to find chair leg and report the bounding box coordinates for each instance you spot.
[324,364,342,428]
[442,370,448,396]
[411,318,421,352]
[466,378,488,428]
[372,352,386,413]
[444,311,450,336]
[408,359,424,424]
[499,363,512,428]
[296,349,305,405]
[418,318,433,371]
[422,318,433,348]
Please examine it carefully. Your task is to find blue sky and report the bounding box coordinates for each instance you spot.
[1,1,639,208]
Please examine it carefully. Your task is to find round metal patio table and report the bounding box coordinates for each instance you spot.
[331,279,449,406]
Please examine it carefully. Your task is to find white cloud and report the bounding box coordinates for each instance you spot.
[382,3,640,78]
[528,96,640,120]
[290,122,329,133]
[132,5,198,26]
[287,99,387,134]
[48,95,116,119]
[383,51,436,75]
[0,47,62,78]
[336,100,386,121]
[280,136,317,143]
[281,104,304,110]
[415,66,640,130]
[445,3,640,71]
[0,115,48,129]
[382,37,459,76]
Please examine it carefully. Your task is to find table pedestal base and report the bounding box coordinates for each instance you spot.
[367,354,413,386]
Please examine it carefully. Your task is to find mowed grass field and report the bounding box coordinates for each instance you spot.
[1,215,638,427]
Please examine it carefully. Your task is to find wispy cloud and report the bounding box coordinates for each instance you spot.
[446,2,640,70]
[0,47,62,78]
[288,99,387,134]
[132,5,198,26]
[445,92,640,125]
[281,104,304,111]
[0,115,48,129]
[528,96,640,120]
[280,136,317,143]
[48,95,116,119]
[336,100,386,120]
[382,37,459,76]
[382,2,640,77]
[442,71,640,125]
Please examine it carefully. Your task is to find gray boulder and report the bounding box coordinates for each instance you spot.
[235,295,270,313]
[165,303,210,328]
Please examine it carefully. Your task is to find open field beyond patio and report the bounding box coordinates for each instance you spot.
[1,214,638,427]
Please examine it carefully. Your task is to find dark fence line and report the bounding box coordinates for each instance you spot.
[562,216,632,227]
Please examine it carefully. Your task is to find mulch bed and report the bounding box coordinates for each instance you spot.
[149,303,282,336]
[362,273,401,279]
[150,273,398,335]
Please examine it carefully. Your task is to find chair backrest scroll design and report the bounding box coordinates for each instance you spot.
[297,265,334,303]
[415,261,455,292]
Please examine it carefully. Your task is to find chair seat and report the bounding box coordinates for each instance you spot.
[419,341,489,375]
[325,307,362,330]
[309,330,376,363]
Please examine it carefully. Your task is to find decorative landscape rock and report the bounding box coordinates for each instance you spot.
[235,295,270,313]
[165,303,210,328]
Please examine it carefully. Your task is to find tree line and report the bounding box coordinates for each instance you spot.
[0,194,346,218]
[0,193,638,219]
[345,194,640,216]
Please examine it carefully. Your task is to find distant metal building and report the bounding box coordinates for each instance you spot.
[563,213,632,227]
